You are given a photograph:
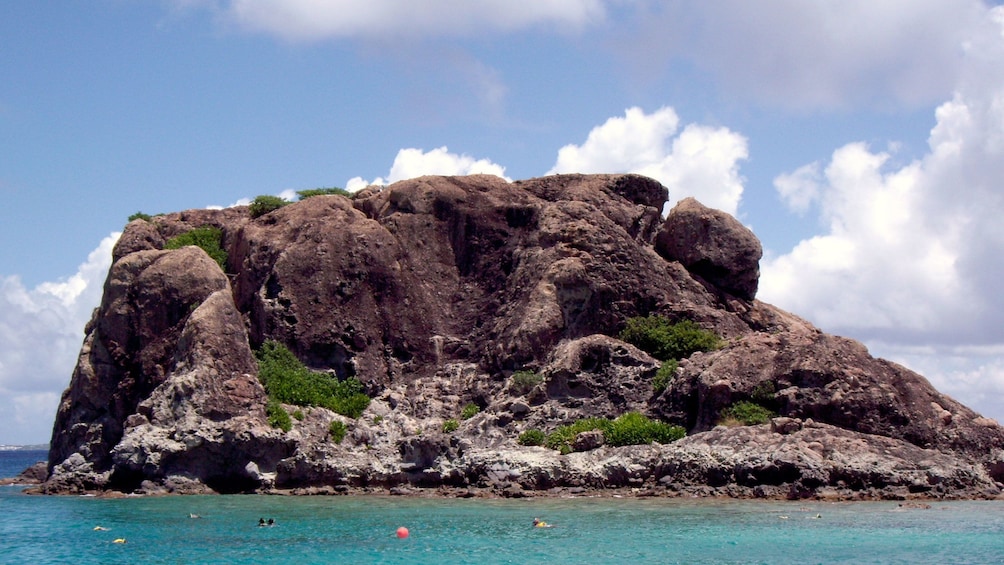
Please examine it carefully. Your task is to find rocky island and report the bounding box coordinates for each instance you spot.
[35,174,1004,500]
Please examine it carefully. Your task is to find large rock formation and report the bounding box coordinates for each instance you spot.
[38,174,1004,499]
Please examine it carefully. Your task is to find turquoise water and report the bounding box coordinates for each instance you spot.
[3,452,1004,564]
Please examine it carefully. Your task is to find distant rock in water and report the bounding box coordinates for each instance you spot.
[37,174,1004,500]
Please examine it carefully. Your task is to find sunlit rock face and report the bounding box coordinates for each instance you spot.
[41,174,1004,499]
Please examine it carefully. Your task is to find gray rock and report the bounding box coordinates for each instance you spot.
[572,430,605,452]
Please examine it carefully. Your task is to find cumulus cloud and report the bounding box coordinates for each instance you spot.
[346,146,509,190]
[182,0,605,40]
[616,0,988,110]
[760,6,1004,419]
[548,107,748,215]
[0,233,118,445]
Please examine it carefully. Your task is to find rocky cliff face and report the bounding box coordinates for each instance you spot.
[40,174,1004,499]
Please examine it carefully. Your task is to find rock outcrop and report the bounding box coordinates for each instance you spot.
[38,174,1004,500]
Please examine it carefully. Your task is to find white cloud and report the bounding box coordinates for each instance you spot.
[347,146,510,190]
[760,6,1004,419]
[617,0,988,110]
[548,107,748,215]
[183,0,606,40]
[773,163,822,215]
[0,233,118,445]
[762,102,1004,343]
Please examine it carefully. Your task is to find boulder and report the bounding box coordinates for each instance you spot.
[655,197,762,300]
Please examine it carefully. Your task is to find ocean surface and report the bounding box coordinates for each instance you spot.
[3,451,1004,564]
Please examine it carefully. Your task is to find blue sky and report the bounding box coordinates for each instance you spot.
[2,0,1004,445]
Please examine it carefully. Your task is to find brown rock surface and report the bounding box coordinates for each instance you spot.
[39,173,1004,499]
[656,197,762,300]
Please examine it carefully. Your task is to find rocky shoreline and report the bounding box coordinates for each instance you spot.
[36,174,1004,499]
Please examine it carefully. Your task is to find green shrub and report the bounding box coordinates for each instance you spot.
[517,429,545,446]
[442,419,459,433]
[164,226,228,271]
[297,187,350,200]
[460,403,480,420]
[541,413,684,453]
[255,340,371,418]
[128,211,152,222]
[604,412,685,446]
[510,370,543,395]
[544,418,611,454]
[652,360,678,393]
[751,381,777,408]
[292,409,305,421]
[249,195,289,218]
[721,401,775,426]
[618,316,722,362]
[266,399,292,432]
[329,420,347,443]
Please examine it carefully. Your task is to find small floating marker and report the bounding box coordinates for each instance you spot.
[93,526,109,531]
[113,538,127,544]
[396,526,410,539]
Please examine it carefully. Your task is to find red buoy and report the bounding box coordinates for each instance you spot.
[396,526,410,539]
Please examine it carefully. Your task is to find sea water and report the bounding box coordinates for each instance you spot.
[3,451,1004,564]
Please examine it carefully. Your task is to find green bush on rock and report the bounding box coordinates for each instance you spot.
[618,315,721,392]
[539,412,684,454]
[652,360,678,393]
[720,401,775,426]
[296,187,351,199]
[460,403,480,420]
[442,419,459,433]
[510,370,543,395]
[604,411,685,446]
[618,316,722,362]
[266,398,292,432]
[329,420,347,443]
[517,429,545,446]
[249,195,289,218]
[544,417,610,454]
[164,226,228,271]
[255,340,370,419]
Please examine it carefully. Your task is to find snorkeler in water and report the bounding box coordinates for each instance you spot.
[532,518,553,528]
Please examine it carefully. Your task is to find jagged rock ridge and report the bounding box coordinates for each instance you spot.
[39,174,1004,499]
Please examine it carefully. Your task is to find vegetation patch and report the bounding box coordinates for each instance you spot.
[460,403,480,420]
[751,381,778,409]
[164,226,228,271]
[442,419,459,433]
[720,401,775,426]
[255,340,370,419]
[604,412,686,446]
[618,315,721,392]
[517,429,545,446]
[544,417,610,454]
[128,211,153,222]
[297,187,350,199]
[509,370,543,395]
[249,195,289,218]
[541,412,685,454]
[618,316,722,362]
[652,360,678,393]
[329,420,347,444]
[266,398,292,432]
